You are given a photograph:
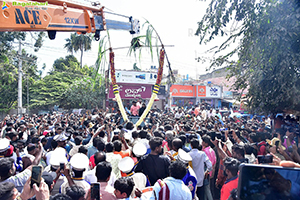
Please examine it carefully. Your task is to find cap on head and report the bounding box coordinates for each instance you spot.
[53,134,68,142]
[70,153,89,171]
[49,149,68,169]
[132,143,147,157]
[118,157,134,174]
[0,138,10,153]
[177,148,192,164]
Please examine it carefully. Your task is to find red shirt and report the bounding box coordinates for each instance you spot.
[220,176,238,200]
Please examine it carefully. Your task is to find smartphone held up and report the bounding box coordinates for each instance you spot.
[31,165,42,188]
[91,183,100,200]
[237,164,300,200]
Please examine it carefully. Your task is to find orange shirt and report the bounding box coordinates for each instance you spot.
[220,176,238,200]
[114,150,130,158]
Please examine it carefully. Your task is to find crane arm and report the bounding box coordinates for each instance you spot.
[0,0,139,40]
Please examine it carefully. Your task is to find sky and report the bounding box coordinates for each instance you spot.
[24,0,238,79]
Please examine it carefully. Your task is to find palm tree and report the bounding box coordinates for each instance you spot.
[64,33,92,67]
[73,34,92,67]
[64,33,76,56]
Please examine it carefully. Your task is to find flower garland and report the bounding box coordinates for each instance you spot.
[110,48,165,126]
[109,49,129,122]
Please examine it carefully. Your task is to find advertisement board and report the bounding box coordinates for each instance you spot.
[108,83,152,99]
[206,86,222,98]
[115,70,157,85]
[170,85,195,97]
[197,85,206,97]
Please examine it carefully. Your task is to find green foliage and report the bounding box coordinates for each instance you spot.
[196,0,300,113]
[64,33,93,67]
[62,76,105,109]
[0,59,18,112]
[30,55,105,110]
[0,47,39,112]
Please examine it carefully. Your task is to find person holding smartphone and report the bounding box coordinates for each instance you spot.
[95,161,117,200]
[60,153,90,198]
[220,157,240,200]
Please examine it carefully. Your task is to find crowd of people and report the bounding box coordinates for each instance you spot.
[0,104,300,200]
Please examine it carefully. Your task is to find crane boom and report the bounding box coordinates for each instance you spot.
[0,0,139,40]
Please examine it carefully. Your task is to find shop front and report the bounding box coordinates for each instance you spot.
[197,85,222,108]
[169,84,223,109]
[170,85,196,108]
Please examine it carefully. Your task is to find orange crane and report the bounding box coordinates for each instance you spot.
[0,0,139,40]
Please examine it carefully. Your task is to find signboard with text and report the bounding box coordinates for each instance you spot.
[108,83,152,99]
[170,85,195,97]
[114,70,157,85]
[206,86,222,98]
[197,85,206,97]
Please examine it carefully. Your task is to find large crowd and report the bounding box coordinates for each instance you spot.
[0,103,300,200]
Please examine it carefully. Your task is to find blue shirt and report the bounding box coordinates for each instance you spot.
[87,145,98,159]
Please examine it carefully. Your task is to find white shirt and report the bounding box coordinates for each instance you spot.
[129,172,147,198]
[45,151,54,165]
[84,168,116,187]
[106,152,122,179]
[2,168,31,192]
[189,149,212,187]
[201,110,207,120]
[150,177,192,200]
[175,112,183,119]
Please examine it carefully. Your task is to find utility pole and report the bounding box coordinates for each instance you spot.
[18,40,23,115]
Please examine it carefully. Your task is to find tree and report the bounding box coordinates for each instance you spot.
[30,56,82,109]
[64,33,76,55]
[196,0,300,113]
[0,48,39,112]
[62,76,105,109]
[0,32,45,113]
[29,55,105,110]
[64,33,93,67]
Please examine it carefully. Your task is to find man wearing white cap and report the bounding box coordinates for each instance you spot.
[54,133,68,149]
[44,147,68,195]
[132,142,147,171]
[46,135,69,166]
[118,157,147,198]
[177,149,198,199]
[60,153,90,197]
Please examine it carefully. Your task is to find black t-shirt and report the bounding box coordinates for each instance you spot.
[135,154,170,186]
